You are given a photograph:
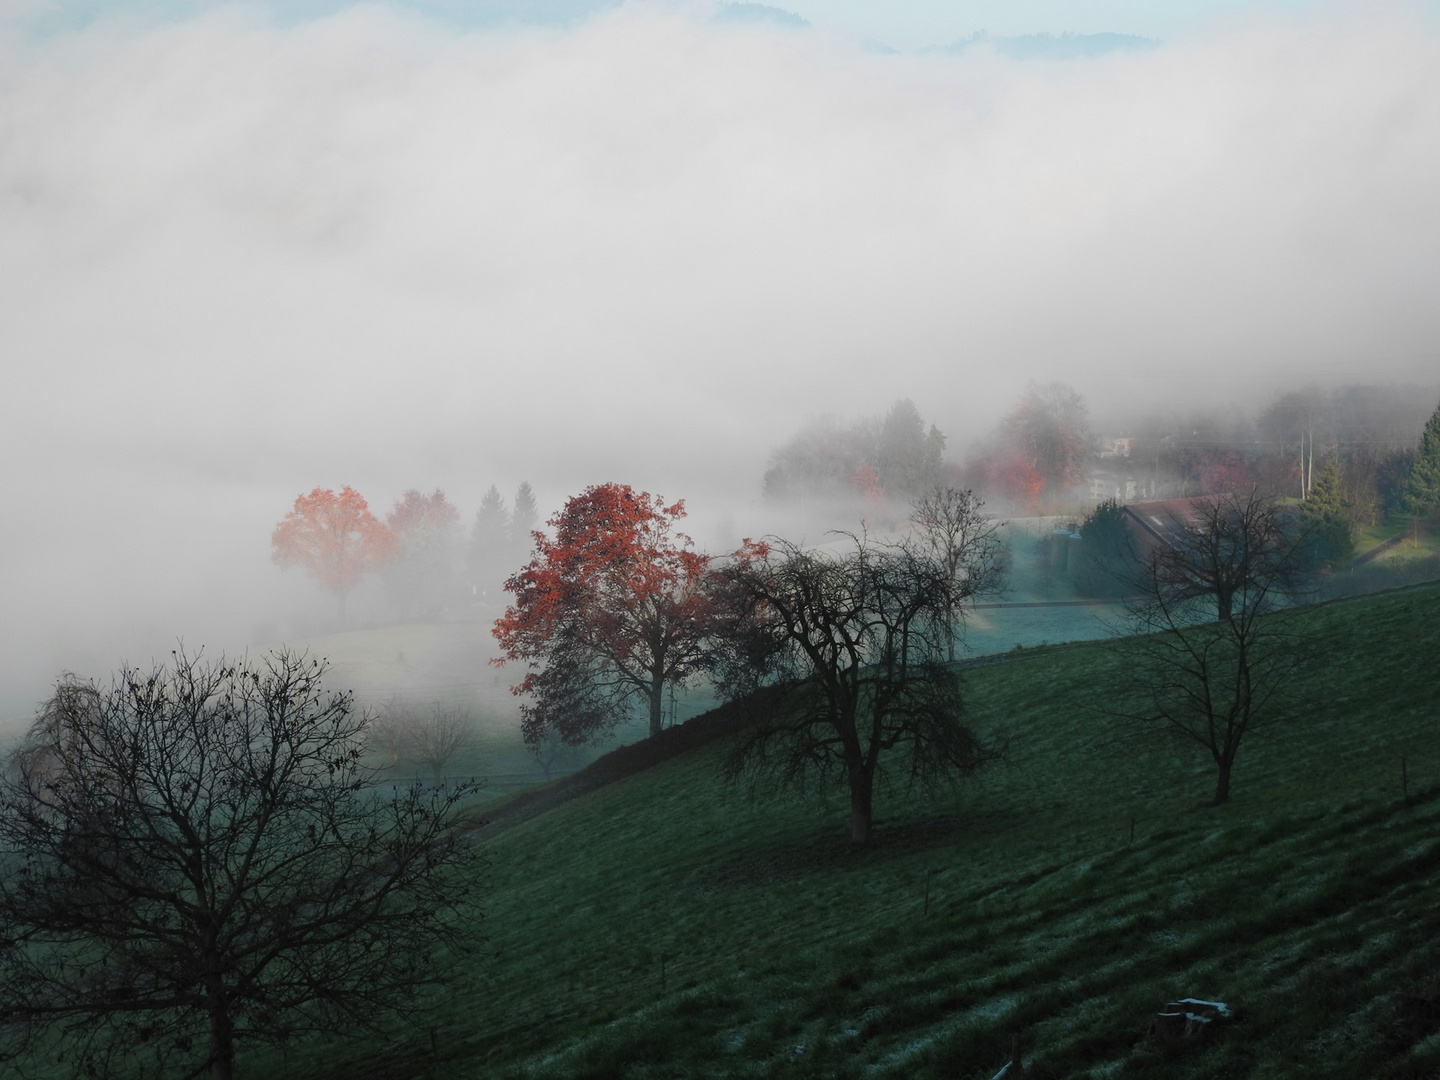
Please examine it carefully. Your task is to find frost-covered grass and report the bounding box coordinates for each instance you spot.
[221,583,1440,1077]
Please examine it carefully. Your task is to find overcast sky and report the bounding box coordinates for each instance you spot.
[3,0,1439,715]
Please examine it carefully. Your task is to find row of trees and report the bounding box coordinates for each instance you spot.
[493,482,1008,845]
[1089,385,1438,517]
[0,481,1008,1073]
[5,474,1409,1076]
[761,387,1096,515]
[762,398,948,508]
[502,475,1381,829]
[761,382,1438,519]
[269,481,540,621]
[762,383,1098,515]
[1073,396,1440,588]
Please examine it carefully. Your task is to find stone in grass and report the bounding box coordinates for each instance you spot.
[1150,998,1231,1041]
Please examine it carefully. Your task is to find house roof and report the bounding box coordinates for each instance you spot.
[1121,497,1216,548]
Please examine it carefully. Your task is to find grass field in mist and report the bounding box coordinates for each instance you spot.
[201,579,1440,1080]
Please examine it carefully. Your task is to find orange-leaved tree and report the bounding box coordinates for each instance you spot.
[492,483,715,747]
[271,486,398,619]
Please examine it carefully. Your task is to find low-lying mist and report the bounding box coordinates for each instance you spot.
[3,1,1439,720]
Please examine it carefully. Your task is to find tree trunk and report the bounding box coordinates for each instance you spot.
[849,764,874,846]
[648,676,664,740]
[1212,755,1233,805]
[206,976,235,1080]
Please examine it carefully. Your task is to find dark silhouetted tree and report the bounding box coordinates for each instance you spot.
[1109,491,1314,804]
[714,531,997,845]
[908,487,1006,660]
[493,483,715,745]
[1376,449,1417,517]
[0,650,478,1080]
[1074,497,1137,597]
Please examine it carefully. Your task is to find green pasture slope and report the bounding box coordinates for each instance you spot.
[100,585,1440,1077]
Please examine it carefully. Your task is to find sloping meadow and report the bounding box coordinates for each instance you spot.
[279,583,1440,1079]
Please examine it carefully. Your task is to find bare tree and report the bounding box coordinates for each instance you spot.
[370,692,413,768]
[1111,491,1315,804]
[714,531,997,846]
[408,702,476,782]
[909,487,1006,661]
[0,649,480,1080]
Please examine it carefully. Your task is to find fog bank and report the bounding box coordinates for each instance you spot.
[3,2,1438,714]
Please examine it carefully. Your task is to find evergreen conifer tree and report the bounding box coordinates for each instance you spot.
[1302,459,1354,565]
[511,482,540,558]
[1403,398,1440,518]
[468,484,509,595]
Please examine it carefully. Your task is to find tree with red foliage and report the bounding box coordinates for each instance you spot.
[492,483,714,746]
[850,463,885,507]
[271,487,397,618]
[988,451,1045,513]
[1195,449,1252,496]
[1002,381,1091,499]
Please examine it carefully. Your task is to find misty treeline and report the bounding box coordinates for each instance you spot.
[270,480,540,620]
[761,383,1439,525]
[1100,384,1435,520]
[1061,392,1440,604]
[762,397,948,507]
[761,387,1092,515]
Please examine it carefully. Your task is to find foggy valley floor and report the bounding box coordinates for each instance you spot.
[183,581,1440,1080]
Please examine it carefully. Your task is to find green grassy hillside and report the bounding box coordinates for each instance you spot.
[136,585,1440,1076]
[258,582,1440,1080]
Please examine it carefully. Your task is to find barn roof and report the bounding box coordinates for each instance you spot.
[1121,497,1216,548]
